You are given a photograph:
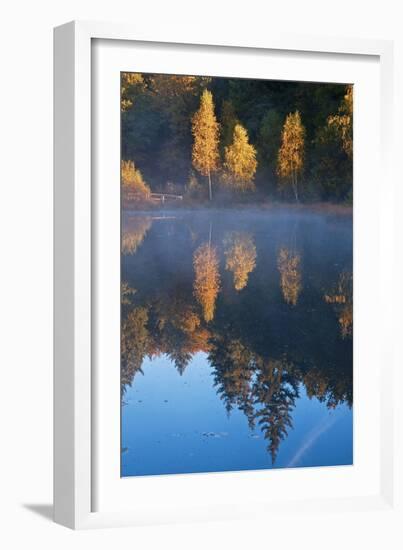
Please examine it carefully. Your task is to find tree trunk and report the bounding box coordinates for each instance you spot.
[293,172,299,203]
[208,170,213,201]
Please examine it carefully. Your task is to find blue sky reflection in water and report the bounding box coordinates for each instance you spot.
[121,210,353,476]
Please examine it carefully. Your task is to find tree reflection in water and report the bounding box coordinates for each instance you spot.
[193,242,221,322]
[277,246,302,306]
[121,213,353,464]
[121,215,153,255]
[324,271,353,339]
[224,231,257,291]
[253,358,299,463]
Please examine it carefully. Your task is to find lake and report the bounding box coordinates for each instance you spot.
[121,208,353,476]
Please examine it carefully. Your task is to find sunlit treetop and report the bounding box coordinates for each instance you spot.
[223,124,257,191]
[191,90,220,200]
[277,111,305,201]
[149,75,211,98]
[121,160,151,199]
[121,72,145,111]
[327,85,353,158]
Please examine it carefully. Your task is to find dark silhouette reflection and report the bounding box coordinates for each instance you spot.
[209,337,300,462]
[121,212,353,463]
[152,291,211,375]
[209,335,256,427]
[121,306,149,391]
[253,358,299,463]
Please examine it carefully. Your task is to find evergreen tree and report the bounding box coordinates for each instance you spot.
[257,109,283,192]
[220,99,238,151]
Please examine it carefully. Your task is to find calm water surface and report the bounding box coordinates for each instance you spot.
[121,209,353,476]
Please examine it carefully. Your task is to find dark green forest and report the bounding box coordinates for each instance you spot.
[121,73,353,204]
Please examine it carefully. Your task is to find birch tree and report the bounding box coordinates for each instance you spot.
[191,90,220,200]
[224,124,257,192]
[277,111,305,202]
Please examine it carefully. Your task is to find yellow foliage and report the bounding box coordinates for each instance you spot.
[121,160,151,198]
[121,216,152,255]
[339,304,353,339]
[324,271,353,338]
[193,243,221,322]
[121,282,136,305]
[149,75,209,98]
[277,247,302,306]
[327,85,353,158]
[121,72,145,111]
[191,90,220,199]
[277,111,305,201]
[224,232,257,291]
[223,124,257,191]
[152,295,212,358]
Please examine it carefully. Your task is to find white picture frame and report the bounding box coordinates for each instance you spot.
[54,20,400,530]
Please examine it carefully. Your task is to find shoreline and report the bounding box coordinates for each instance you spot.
[122,201,353,217]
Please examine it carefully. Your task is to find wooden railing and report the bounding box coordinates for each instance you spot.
[123,191,183,204]
[150,193,183,203]
[124,191,183,203]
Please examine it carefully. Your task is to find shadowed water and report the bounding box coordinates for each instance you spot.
[121,209,353,476]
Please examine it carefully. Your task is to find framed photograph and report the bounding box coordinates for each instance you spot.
[54,21,398,529]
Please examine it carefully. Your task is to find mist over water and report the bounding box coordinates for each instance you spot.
[121,208,353,476]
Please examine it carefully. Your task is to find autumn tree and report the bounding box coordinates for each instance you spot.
[122,75,352,201]
[327,85,353,159]
[310,85,353,201]
[121,160,151,200]
[121,72,145,112]
[193,242,221,322]
[277,247,302,306]
[277,111,305,202]
[191,90,220,200]
[223,124,257,192]
[224,232,257,291]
